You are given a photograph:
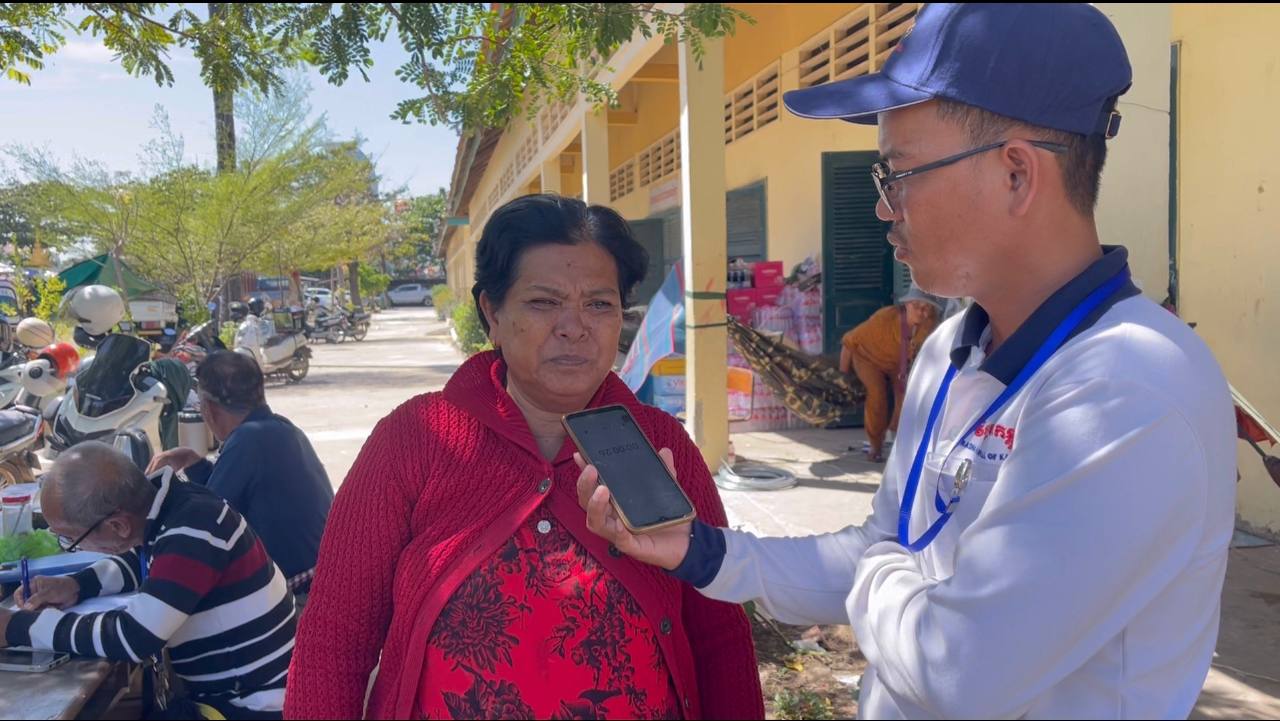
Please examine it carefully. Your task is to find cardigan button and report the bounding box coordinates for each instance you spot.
[538,478,552,494]
[537,520,553,535]
[660,618,672,635]
[684,697,691,709]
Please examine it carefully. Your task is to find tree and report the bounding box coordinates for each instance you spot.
[2,84,379,316]
[377,188,446,278]
[0,4,750,132]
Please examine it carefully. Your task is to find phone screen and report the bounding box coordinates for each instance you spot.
[564,406,695,530]
[0,649,63,668]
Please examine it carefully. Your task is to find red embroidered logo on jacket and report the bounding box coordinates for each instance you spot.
[972,423,1016,451]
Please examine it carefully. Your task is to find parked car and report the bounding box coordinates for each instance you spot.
[387,283,430,306]
[304,287,334,309]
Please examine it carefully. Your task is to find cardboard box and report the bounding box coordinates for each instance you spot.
[651,357,686,376]
[651,375,686,395]
[727,288,759,324]
[753,261,786,289]
[652,393,686,416]
[756,288,783,308]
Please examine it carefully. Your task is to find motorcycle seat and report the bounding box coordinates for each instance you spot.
[0,408,39,447]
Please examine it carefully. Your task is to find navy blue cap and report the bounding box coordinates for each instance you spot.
[783,4,1133,138]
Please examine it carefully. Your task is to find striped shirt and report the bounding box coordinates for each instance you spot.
[5,469,297,714]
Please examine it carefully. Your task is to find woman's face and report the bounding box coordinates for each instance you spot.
[905,300,936,327]
[481,242,624,414]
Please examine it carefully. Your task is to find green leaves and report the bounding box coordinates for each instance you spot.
[0,3,66,85]
[1,3,749,132]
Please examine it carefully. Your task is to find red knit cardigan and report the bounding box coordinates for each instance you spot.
[285,352,763,719]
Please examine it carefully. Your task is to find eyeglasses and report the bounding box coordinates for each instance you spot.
[56,511,117,553]
[871,139,1069,215]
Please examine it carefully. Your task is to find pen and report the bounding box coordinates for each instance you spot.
[20,557,31,606]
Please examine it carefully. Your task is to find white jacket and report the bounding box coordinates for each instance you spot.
[701,267,1235,719]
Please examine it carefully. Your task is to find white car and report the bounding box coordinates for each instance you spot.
[304,288,334,308]
[387,284,430,306]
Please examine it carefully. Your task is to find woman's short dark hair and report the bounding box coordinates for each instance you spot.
[197,350,267,414]
[471,194,649,335]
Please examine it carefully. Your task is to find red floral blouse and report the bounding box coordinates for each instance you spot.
[418,506,682,720]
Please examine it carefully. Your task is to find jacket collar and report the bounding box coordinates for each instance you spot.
[950,245,1141,384]
[442,351,647,466]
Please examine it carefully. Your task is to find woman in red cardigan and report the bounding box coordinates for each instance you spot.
[285,194,762,720]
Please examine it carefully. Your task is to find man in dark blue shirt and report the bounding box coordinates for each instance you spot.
[148,351,333,594]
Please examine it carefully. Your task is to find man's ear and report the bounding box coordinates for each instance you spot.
[999,139,1043,217]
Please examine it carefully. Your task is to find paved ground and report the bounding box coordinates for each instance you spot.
[265,305,461,485]
[268,305,1280,719]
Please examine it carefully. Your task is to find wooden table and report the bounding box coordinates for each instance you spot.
[0,658,132,720]
[0,592,136,720]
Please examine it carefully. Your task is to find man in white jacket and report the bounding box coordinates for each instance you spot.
[578,4,1236,719]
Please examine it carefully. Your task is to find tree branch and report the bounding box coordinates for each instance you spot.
[98,3,198,43]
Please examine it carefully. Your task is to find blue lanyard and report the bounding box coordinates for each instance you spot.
[138,546,149,587]
[898,269,1131,552]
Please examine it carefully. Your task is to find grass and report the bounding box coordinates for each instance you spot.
[773,689,836,721]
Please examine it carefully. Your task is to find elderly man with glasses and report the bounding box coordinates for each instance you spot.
[0,442,297,720]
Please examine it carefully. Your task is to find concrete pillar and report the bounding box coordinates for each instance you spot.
[678,37,729,469]
[581,107,610,205]
[540,156,563,195]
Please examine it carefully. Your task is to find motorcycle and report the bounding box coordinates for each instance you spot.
[236,309,311,383]
[344,307,371,342]
[305,302,347,344]
[39,284,186,470]
[1,343,81,487]
[0,318,60,410]
[166,319,228,456]
[168,319,227,372]
[44,333,171,470]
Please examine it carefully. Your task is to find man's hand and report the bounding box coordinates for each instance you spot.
[15,576,80,612]
[146,447,203,476]
[575,449,693,572]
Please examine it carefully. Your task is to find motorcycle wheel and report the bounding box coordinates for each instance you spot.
[352,322,369,342]
[0,459,33,489]
[287,356,310,383]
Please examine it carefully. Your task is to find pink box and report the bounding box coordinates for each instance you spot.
[727,288,759,324]
[753,261,785,289]
[756,288,782,307]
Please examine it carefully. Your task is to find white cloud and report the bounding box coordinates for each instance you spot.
[59,40,116,64]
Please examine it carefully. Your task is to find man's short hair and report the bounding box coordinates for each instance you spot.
[935,99,1109,216]
[46,442,154,526]
[197,350,266,414]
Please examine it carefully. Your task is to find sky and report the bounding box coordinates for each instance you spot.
[0,33,460,198]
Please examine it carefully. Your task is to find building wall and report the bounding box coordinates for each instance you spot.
[601,4,1175,288]
[609,82,681,165]
[1094,3,1172,302]
[724,4,855,91]
[1173,4,1280,536]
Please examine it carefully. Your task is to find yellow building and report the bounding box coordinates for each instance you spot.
[440,3,1280,536]
[1173,4,1280,538]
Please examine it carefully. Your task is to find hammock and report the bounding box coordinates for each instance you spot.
[727,316,865,427]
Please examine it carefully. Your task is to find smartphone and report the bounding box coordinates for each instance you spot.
[563,405,697,534]
[0,648,71,673]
